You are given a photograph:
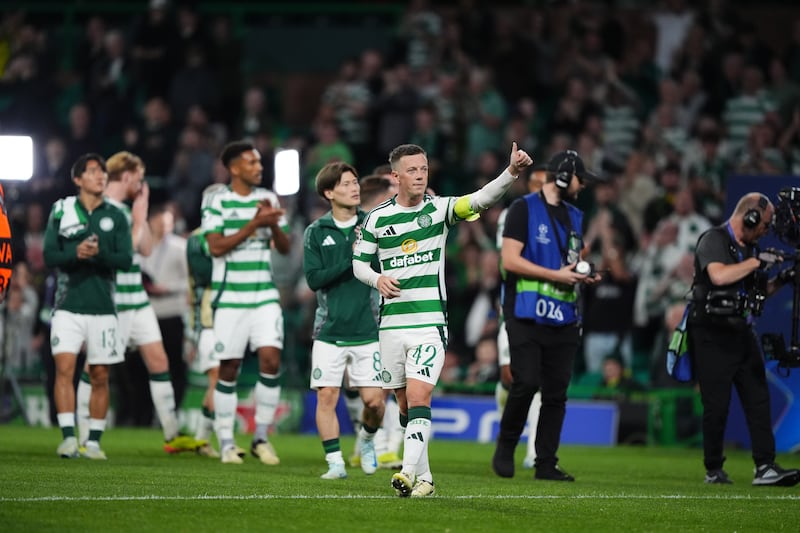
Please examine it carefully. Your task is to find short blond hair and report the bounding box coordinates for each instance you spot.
[106,151,144,182]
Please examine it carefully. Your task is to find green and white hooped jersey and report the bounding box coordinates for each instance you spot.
[201,186,288,309]
[107,198,149,311]
[353,194,459,330]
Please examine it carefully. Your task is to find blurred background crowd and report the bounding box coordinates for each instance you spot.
[1,0,799,430]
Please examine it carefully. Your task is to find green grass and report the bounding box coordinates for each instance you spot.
[1,427,799,532]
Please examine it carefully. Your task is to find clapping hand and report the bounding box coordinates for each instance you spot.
[254,198,285,228]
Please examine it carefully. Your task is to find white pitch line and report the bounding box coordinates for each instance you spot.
[3,494,800,503]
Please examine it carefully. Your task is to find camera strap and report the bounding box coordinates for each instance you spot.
[725,223,751,298]
[726,222,761,324]
[540,191,574,265]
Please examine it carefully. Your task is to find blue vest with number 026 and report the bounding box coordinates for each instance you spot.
[514,193,583,326]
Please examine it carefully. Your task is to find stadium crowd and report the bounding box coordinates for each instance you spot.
[1,0,799,427]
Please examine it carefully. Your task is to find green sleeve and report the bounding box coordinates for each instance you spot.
[302,225,353,292]
[43,209,78,268]
[96,211,133,270]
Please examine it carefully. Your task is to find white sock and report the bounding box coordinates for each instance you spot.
[374,427,389,457]
[76,377,91,444]
[87,418,107,446]
[325,451,344,465]
[254,375,280,442]
[526,391,542,460]
[57,412,75,431]
[384,399,403,455]
[416,451,432,484]
[402,417,432,477]
[359,426,376,442]
[149,375,179,441]
[195,409,214,442]
[214,380,237,449]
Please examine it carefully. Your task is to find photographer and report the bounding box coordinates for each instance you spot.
[492,150,602,482]
[688,192,799,486]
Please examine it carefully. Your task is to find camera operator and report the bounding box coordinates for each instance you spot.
[688,192,799,486]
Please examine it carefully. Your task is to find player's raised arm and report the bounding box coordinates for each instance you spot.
[453,142,533,221]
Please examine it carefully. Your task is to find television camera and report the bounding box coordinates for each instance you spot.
[761,187,800,372]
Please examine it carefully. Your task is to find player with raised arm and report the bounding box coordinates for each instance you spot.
[353,142,532,497]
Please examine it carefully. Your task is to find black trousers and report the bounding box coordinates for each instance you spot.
[498,316,579,467]
[158,316,186,410]
[687,320,775,470]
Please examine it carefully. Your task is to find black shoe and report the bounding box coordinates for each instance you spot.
[535,464,575,482]
[704,469,733,484]
[492,444,515,478]
[753,463,800,487]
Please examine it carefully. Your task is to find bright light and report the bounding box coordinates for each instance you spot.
[0,136,33,181]
[273,148,300,196]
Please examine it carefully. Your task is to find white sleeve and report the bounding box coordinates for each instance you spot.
[353,259,380,289]
[470,169,518,212]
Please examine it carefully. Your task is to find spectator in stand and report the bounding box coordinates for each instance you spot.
[207,15,243,134]
[321,57,372,169]
[30,137,72,208]
[374,63,420,158]
[64,103,99,166]
[641,162,681,242]
[76,15,108,80]
[463,66,507,171]
[1,262,39,378]
[784,17,800,82]
[169,43,219,128]
[582,177,638,374]
[168,126,215,230]
[129,0,178,98]
[125,97,178,201]
[651,0,695,76]
[735,121,787,175]
[464,335,499,386]
[304,120,354,192]
[632,217,684,372]
[722,64,776,154]
[685,119,729,223]
[394,0,442,71]
[616,152,660,241]
[548,76,600,141]
[237,85,278,141]
[409,105,446,179]
[486,14,536,107]
[593,354,647,444]
[174,2,210,64]
[779,106,800,174]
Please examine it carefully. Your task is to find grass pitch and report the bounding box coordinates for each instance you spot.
[1,426,799,532]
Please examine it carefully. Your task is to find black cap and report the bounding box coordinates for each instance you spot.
[547,150,606,184]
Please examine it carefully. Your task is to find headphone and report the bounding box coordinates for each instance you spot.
[743,194,769,229]
[554,150,578,190]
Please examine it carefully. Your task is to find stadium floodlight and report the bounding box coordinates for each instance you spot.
[0,136,33,181]
[273,148,300,196]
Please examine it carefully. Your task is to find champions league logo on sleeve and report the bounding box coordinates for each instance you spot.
[535,223,550,245]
